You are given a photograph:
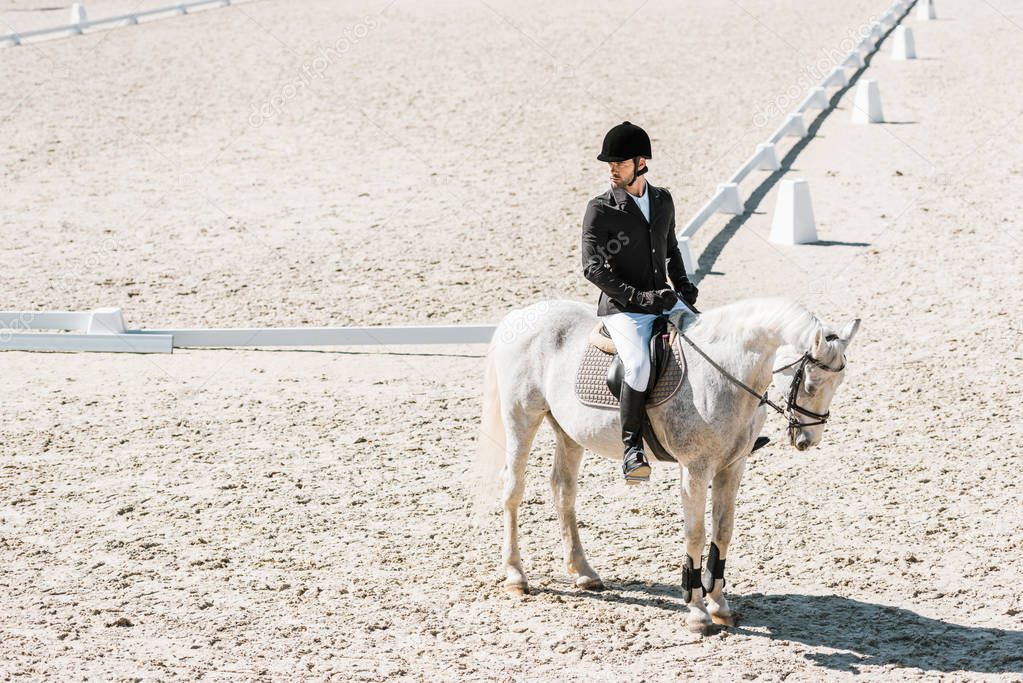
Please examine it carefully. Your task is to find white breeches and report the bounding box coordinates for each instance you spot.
[600,298,694,391]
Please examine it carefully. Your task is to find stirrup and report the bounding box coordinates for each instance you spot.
[623,449,651,484]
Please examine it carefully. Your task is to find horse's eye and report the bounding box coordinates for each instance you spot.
[804,380,819,397]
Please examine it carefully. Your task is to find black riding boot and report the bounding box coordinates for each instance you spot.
[620,383,651,483]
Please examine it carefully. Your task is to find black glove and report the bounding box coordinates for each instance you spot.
[675,282,699,306]
[632,288,677,314]
[654,288,678,310]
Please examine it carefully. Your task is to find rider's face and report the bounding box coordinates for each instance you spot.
[608,158,644,188]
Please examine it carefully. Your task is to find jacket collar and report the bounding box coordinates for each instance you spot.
[609,182,659,223]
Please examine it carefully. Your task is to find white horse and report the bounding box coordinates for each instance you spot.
[475,297,860,632]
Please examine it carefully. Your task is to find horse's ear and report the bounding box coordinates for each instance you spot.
[841,318,861,346]
[812,326,826,354]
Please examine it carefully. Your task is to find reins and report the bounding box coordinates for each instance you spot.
[671,319,845,440]
[676,330,787,416]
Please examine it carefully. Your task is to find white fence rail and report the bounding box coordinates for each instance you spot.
[0,308,495,354]
[674,0,919,273]
[1,0,240,47]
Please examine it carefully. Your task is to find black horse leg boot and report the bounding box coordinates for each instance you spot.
[619,383,651,483]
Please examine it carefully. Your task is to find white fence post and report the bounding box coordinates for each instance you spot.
[756,143,781,171]
[797,87,829,113]
[86,307,126,335]
[770,112,807,143]
[716,183,745,215]
[787,112,807,139]
[70,3,88,34]
[822,67,849,89]
[678,237,697,275]
[841,51,865,69]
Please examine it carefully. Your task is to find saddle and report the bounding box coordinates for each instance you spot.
[590,317,677,396]
[574,311,692,463]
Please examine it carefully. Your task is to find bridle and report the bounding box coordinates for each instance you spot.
[770,343,846,437]
[676,328,846,440]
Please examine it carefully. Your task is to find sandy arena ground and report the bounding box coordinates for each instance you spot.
[2,0,1022,680]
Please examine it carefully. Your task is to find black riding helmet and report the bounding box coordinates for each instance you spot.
[597,121,652,179]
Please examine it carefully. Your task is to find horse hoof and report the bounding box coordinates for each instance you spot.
[575,576,605,591]
[687,621,720,638]
[687,620,714,635]
[710,611,735,627]
[686,611,714,635]
[504,582,529,597]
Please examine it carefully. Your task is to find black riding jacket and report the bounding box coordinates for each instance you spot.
[581,183,696,316]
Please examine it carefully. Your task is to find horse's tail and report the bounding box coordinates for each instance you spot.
[469,334,506,516]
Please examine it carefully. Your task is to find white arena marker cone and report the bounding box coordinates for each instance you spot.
[770,179,818,245]
[716,183,745,215]
[917,0,936,20]
[70,3,88,33]
[851,79,884,124]
[756,143,781,171]
[892,25,917,60]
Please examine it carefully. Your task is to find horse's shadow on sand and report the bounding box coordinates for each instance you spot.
[541,584,1023,675]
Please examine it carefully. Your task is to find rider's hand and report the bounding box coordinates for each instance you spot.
[630,289,660,313]
[654,288,678,310]
[632,288,677,314]
[675,282,699,307]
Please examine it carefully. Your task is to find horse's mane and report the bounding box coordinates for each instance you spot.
[691,297,821,350]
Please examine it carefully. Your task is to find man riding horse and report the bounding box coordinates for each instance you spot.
[581,121,700,484]
[479,124,858,611]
